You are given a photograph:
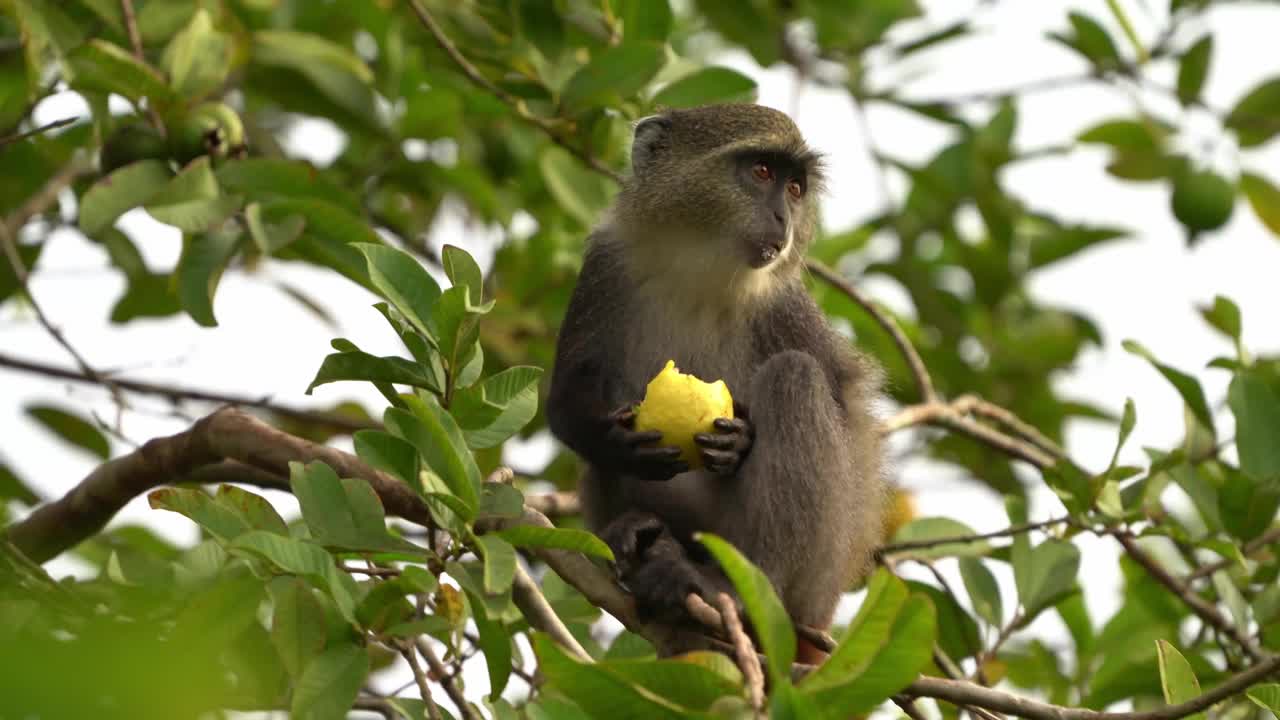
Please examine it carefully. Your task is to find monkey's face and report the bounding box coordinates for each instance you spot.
[616,104,825,280]
[731,151,810,270]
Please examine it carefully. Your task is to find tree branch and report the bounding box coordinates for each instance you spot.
[718,592,765,714]
[905,652,1280,720]
[404,0,622,184]
[879,516,1072,556]
[1113,531,1265,662]
[512,562,592,662]
[0,116,77,149]
[1185,526,1280,582]
[0,351,379,434]
[396,643,443,720]
[6,407,428,562]
[414,639,482,720]
[806,258,937,403]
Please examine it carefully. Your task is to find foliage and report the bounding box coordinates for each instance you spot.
[2,1,1280,719]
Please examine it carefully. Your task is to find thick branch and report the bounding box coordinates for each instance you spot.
[0,351,378,434]
[512,562,592,662]
[906,653,1280,720]
[7,408,428,562]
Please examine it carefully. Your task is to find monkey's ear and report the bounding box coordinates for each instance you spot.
[631,115,671,175]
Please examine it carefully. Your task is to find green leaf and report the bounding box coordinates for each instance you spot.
[161,8,231,99]
[1247,684,1280,718]
[442,244,483,305]
[215,485,289,535]
[602,655,743,711]
[355,244,442,339]
[110,271,182,322]
[1123,340,1215,434]
[66,39,175,107]
[289,460,420,553]
[906,581,981,662]
[1056,11,1121,68]
[144,157,239,233]
[385,401,480,517]
[176,228,241,326]
[0,463,38,505]
[232,531,359,622]
[651,67,757,108]
[25,405,109,460]
[475,535,517,594]
[1227,369,1280,481]
[149,486,251,540]
[1077,119,1164,152]
[1198,295,1242,343]
[621,0,673,42]
[217,158,358,212]
[958,557,1003,627]
[268,577,327,678]
[1226,78,1280,148]
[800,570,936,717]
[0,241,41,304]
[1026,221,1128,269]
[1013,539,1080,616]
[290,641,369,720]
[253,30,376,117]
[1176,35,1212,106]
[1240,172,1280,237]
[561,43,666,111]
[306,351,441,395]
[1155,640,1203,720]
[539,146,612,228]
[430,285,490,376]
[479,483,525,521]
[462,366,544,449]
[698,533,794,684]
[353,430,419,486]
[532,635,692,719]
[887,517,990,559]
[494,526,615,562]
[466,587,513,700]
[78,159,172,236]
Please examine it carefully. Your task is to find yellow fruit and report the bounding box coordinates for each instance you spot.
[633,360,733,468]
[882,486,917,543]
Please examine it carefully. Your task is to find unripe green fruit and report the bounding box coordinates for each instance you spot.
[170,102,247,163]
[1171,169,1235,233]
[99,122,168,172]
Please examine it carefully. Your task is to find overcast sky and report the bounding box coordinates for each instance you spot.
[3,0,1279,714]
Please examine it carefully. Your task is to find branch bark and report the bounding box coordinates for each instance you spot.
[6,408,427,562]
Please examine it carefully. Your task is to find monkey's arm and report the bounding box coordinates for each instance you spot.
[546,241,687,480]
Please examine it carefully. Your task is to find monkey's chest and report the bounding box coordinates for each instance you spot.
[616,303,758,405]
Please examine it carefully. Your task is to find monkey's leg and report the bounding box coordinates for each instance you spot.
[714,350,879,635]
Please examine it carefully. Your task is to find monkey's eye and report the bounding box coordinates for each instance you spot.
[752,161,774,182]
[787,179,803,199]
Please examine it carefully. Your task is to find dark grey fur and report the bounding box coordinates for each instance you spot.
[546,104,885,649]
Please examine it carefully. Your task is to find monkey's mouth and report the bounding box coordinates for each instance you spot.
[749,234,788,269]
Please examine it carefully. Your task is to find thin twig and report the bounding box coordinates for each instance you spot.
[806,258,937,402]
[905,652,1280,720]
[0,351,379,433]
[1113,531,1265,661]
[970,611,1026,683]
[0,116,77,149]
[718,592,764,715]
[952,394,1068,461]
[0,223,121,410]
[404,0,621,184]
[118,0,165,134]
[1185,526,1280,582]
[397,643,443,720]
[414,639,482,720]
[3,157,92,236]
[883,400,1057,468]
[879,516,1071,555]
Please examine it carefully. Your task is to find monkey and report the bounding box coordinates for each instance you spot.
[545,103,886,662]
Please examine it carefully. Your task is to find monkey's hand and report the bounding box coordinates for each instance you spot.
[694,402,754,477]
[608,406,689,481]
[602,512,721,623]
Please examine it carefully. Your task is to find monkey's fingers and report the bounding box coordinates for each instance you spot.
[713,417,751,435]
[610,407,638,427]
[700,449,739,475]
[623,429,665,446]
[694,432,737,450]
[633,446,683,462]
